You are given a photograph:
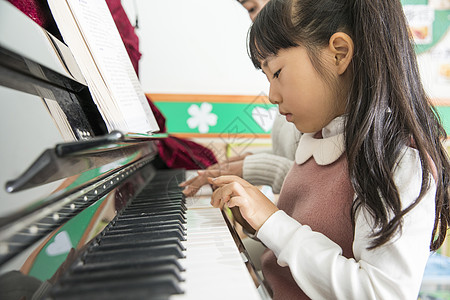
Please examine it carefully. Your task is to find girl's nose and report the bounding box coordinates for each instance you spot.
[268,85,281,105]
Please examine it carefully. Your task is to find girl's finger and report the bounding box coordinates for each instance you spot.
[227,195,246,208]
[210,187,221,207]
[211,188,227,208]
[210,182,238,208]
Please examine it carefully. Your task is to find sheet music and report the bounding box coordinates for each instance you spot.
[48,0,159,134]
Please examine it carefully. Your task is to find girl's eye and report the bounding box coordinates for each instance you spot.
[273,69,281,79]
[247,7,255,13]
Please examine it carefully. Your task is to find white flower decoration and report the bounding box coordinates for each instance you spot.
[187,102,218,133]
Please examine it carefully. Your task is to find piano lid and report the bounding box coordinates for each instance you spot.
[0,2,160,266]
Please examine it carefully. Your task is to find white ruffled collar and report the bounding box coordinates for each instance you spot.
[295,116,346,165]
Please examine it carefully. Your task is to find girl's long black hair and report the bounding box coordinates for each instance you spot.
[248,0,450,250]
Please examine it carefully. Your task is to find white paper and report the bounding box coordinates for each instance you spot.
[48,0,159,134]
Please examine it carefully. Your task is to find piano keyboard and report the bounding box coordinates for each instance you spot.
[47,169,263,300]
[173,199,261,299]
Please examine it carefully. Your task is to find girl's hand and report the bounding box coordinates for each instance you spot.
[208,175,278,231]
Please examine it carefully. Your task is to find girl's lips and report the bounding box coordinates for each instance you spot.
[280,111,293,122]
[285,113,293,122]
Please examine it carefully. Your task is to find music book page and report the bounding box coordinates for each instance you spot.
[47,0,159,134]
[42,98,78,142]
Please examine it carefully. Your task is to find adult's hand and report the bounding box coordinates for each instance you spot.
[179,157,249,196]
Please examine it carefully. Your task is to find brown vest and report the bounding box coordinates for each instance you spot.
[261,154,355,300]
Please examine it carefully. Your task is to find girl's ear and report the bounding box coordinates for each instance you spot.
[328,32,354,75]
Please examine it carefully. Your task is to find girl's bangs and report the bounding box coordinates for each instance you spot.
[248,26,278,69]
[248,0,297,69]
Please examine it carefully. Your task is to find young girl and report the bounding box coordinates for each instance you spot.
[208,0,450,299]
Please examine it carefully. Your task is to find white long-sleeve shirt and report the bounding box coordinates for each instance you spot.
[257,116,436,299]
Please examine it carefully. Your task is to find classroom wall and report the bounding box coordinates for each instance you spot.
[122,1,449,138]
[121,0,269,96]
[123,0,449,98]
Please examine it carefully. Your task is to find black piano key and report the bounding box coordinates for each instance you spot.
[72,255,185,273]
[124,205,186,214]
[120,208,186,219]
[60,264,184,285]
[52,290,174,300]
[113,213,186,226]
[51,274,183,299]
[46,169,189,299]
[103,223,186,236]
[122,206,187,216]
[111,219,185,231]
[124,203,186,211]
[134,191,184,198]
[119,209,186,220]
[99,228,186,244]
[144,181,183,186]
[126,203,185,212]
[125,201,186,210]
[95,237,186,252]
[134,188,184,195]
[131,196,185,205]
[135,185,183,191]
[83,244,185,264]
[130,197,185,204]
[129,195,184,202]
[94,233,185,251]
[35,219,60,229]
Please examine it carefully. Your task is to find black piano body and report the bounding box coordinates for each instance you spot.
[0,3,268,299]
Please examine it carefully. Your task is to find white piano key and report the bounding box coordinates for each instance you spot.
[171,201,262,300]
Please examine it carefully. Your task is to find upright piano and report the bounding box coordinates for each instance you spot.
[0,2,269,299]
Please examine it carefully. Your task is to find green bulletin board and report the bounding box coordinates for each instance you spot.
[156,101,276,136]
